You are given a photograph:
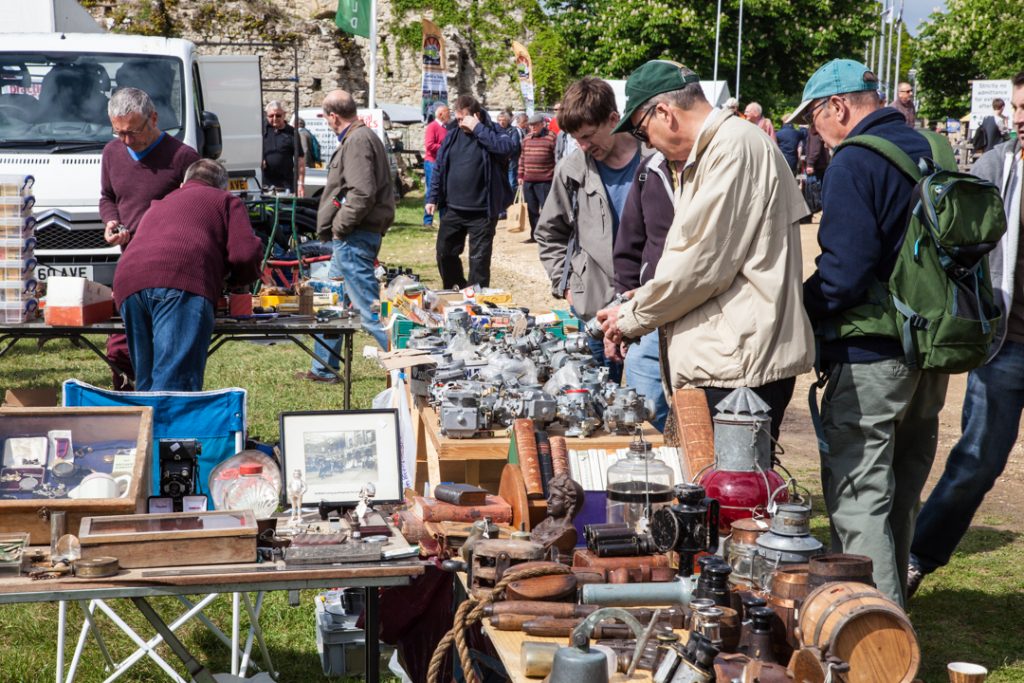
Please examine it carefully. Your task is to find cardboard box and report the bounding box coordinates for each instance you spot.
[3,387,59,407]
[44,276,114,326]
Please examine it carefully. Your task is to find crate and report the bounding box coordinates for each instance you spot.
[0,299,39,323]
[0,407,154,544]
[314,599,365,677]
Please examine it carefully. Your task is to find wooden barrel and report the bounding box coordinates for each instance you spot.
[768,563,810,601]
[797,581,920,683]
[808,554,875,590]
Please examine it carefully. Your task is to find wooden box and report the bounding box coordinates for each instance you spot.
[0,407,153,544]
[79,510,258,568]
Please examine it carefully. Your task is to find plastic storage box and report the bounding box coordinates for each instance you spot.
[314,598,365,677]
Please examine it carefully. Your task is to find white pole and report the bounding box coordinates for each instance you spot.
[876,1,886,83]
[885,1,895,100]
[713,0,723,84]
[368,0,377,108]
[894,0,904,96]
[735,0,744,101]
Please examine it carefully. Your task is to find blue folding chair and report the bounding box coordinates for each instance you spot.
[58,380,274,682]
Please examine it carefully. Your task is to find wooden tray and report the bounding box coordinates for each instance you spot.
[0,407,153,544]
[79,510,257,568]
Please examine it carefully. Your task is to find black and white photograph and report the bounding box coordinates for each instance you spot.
[279,410,401,506]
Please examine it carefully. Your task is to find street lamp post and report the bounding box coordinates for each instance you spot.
[735,0,744,101]
[713,0,723,84]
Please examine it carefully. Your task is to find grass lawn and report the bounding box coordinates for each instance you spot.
[1,195,1023,681]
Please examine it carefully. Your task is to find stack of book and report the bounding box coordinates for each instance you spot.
[409,483,512,524]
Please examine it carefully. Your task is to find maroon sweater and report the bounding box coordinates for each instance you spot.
[518,128,556,182]
[112,180,264,309]
[99,134,201,231]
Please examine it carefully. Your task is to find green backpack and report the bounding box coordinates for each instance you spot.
[823,131,1007,373]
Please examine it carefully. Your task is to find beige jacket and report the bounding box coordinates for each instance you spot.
[317,120,395,240]
[616,108,814,389]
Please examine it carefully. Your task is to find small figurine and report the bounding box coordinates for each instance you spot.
[530,473,585,554]
[287,469,307,528]
[354,482,376,525]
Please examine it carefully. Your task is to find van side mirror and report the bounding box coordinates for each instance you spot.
[200,110,222,160]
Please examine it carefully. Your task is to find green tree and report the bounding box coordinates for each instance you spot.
[551,0,878,119]
[914,0,1024,121]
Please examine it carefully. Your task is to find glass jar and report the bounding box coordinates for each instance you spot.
[606,437,674,531]
[223,463,278,519]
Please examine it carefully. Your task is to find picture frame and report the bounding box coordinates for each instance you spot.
[279,409,402,507]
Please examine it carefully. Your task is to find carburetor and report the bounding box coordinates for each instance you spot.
[602,387,655,434]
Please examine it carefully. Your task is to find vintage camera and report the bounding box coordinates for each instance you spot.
[158,439,200,505]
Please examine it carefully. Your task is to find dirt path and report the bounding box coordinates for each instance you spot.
[486,217,1024,530]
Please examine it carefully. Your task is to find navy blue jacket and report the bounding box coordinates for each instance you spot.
[427,110,518,219]
[803,107,933,363]
[776,123,806,172]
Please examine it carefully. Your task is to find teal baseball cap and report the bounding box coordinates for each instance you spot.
[788,59,879,124]
[612,60,701,135]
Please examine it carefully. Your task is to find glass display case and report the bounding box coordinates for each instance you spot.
[0,407,153,544]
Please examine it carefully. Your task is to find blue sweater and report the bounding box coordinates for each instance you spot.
[803,107,933,363]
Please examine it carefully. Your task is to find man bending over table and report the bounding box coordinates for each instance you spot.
[112,159,263,391]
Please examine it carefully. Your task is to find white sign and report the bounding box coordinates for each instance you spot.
[970,80,1012,129]
[299,108,386,162]
[36,264,93,282]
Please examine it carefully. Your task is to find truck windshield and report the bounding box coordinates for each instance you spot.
[0,53,185,147]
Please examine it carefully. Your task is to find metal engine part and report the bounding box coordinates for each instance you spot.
[603,387,655,434]
[556,388,603,438]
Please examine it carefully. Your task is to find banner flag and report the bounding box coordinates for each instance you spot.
[421,19,448,121]
[335,0,370,39]
[511,40,534,115]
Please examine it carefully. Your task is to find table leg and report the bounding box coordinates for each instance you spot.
[56,600,66,683]
[130,597,217,683]
[231,592,240,675]
[364,586,380,683]
[344,331,353,409]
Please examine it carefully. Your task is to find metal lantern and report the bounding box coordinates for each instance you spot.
[752,502,823,589]
[698,387,789,533]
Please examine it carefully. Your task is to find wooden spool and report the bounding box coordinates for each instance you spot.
[797,581,920,683]
[767,564,811,662]
[808,554,874,591]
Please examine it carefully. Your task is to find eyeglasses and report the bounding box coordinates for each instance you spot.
[631,104,658,143]
[111,125,148,139]
[809,99,829,125]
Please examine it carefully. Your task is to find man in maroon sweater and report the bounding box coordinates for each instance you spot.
[113,160,263,392]
[100,87,201,389]
[518,113,557,241]
[423,104,449,226]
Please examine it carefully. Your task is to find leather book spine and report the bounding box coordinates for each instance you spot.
[673,387,716,481]
[549,435,570,478]
[535,430,554,498]
[433,484,487,506]
[413,495,512,524]
[513,418,544,498]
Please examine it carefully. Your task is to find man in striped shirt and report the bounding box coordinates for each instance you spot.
[518,113,557,242]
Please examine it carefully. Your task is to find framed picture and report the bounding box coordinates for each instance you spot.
[279,409,402,507]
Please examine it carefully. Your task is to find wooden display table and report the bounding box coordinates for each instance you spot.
[411,398,662,493]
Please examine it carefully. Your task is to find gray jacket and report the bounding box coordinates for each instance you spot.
[535,148,618,321]
[971,137,1022,358]
[317,120,395,240]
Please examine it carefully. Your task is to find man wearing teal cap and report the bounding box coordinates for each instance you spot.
[597,59,814,442]
[795,59,951,607]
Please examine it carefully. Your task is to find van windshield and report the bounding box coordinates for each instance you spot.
[0,53,185,147]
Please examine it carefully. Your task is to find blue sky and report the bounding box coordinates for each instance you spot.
[903,0,947,34]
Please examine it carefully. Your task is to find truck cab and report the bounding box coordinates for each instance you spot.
[0,32,261,285]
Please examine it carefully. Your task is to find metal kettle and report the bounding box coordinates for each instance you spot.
[547,608,644,683]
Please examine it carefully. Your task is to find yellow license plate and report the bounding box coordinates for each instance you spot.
[229,178,249,191]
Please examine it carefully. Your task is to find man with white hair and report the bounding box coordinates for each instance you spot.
[262,100,304,195]
[100,86,201,389]
[744,101,777,142]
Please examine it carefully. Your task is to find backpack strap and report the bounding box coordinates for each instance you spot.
[919,130,958,171]
[834,134,922,182]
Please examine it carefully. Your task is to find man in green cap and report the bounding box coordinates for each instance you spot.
[795,59,951,607]
[597,59,814,442]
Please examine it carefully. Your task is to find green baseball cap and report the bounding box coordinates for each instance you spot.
[788,59,879,124]
[612,60,701,135]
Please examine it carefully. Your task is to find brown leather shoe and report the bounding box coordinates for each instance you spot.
[293,370,339,385]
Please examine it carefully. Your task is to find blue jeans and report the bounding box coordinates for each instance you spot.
[624,331,668,432]
[120,288,214,392]
[312,231,387,377]
[911,340,1024,574]
[423,160,435,225]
